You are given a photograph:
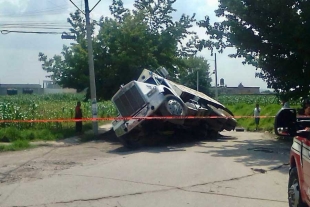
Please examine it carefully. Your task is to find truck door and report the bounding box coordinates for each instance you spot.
[301,137,310,202]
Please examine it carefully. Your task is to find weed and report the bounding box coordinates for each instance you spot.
[0,140,32,152]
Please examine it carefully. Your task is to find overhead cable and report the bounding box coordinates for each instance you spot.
[1,30,64,35]
[0,7,68,18]
[90,0,102,12]
[69,0,85,15]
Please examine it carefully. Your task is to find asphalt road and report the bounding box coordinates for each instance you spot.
[0,129,291,207]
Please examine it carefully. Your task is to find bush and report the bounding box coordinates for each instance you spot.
[0,140,31,152]
[35,129,56,141]
[0,130,10,142]
[11,139,30,150]
[20,130,36,141]
[4,127,23,142]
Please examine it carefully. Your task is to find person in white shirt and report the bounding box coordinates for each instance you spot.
[254,103,261,131]
[281,99,290,108]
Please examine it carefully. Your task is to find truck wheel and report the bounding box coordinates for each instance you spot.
[288,167,307,207]
[159,94,187,124]
[162,94,186,116]
[118,134,142,150]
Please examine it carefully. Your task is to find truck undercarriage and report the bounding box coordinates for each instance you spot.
[111,69,237,148]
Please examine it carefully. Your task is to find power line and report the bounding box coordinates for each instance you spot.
[0,6,67,15]
[0,21,68,24]
[69,0,85,15]
[0,22,71,28]
[0,8,68,18]
[0,1,79,18]
[0,24,70,27]
[0,22,69,25]
[0,22,72,32]
[1,26,71,30]
[1,30,64,35]
[47,0,68,9]
[90,0,102,12]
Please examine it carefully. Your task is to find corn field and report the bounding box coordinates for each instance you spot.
[218,95,300,106]
[0,94,118,130]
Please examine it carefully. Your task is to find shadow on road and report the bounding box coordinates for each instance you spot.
[196,132,292,174]
[99,129,237,154]
[96,129,293,175]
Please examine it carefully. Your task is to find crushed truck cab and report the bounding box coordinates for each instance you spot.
[111,69,237,148]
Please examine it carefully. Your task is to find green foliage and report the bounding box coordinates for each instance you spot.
[179,56,213,96]
[218,94,300,106]
[198,0,310,100]
[39,0,201,100]
[3,127,23,142]
[219,95,278,105]
[0,140,31,152]
[220,94,302,131]
[228,103,283,132]
[11,139,31,150]
[0,94,117,143]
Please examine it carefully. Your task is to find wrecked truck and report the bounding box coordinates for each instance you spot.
[111,68,237,148]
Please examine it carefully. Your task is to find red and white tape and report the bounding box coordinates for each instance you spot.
[0,115,281,123]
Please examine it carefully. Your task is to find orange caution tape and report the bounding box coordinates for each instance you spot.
[0,115,282,123]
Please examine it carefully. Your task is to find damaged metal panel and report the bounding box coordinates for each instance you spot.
[111,69,237,148]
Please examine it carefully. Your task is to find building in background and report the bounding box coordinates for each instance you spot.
[42,80,76,94]
[211,78,260,95]
[0,81,76,95]
[0,84,42,95]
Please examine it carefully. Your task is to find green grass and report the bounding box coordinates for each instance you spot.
[0,93,117,131]
[0,93,117,152]
[0,93,300,152]
[0,93,117,141]
[217,94,301,132]
[0,140,32,152]
[227,103,299,132]
[0,123,93,142]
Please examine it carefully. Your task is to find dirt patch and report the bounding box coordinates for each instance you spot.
[0,128,122,185]
[0,160,79,184]
[0,127,241,185]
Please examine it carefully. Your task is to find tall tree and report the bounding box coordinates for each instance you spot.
[198,0,310,99]
[95,12,158,98]
[39,0,202,100]
[38,11,96,94]
[179,56,212,96]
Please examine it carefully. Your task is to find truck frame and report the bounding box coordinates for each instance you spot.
[111,69,237,148]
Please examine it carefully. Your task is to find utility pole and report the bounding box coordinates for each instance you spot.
[197,70,199,91]
[85,0,98,134]
[215,53,218,100]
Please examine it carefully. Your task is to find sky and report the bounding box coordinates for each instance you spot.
[0,0,270,90]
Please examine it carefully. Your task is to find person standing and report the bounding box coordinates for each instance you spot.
[75,101,83,134]
[281,99,290,108]
[254,103,261,131]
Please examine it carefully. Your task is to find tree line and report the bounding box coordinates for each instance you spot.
[39,0,212,100]
[39,0,310,101]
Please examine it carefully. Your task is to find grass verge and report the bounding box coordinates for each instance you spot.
[0,140,33,152]
[0,123,93,143]
[0,121,111,152]
[227,103,299,132]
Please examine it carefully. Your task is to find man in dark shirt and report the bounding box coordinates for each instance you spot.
[75,101,83,134]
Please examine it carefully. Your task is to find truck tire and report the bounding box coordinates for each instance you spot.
[118,133,142,149]
[159,94,187,125]
[288,167,307,207]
